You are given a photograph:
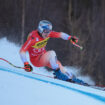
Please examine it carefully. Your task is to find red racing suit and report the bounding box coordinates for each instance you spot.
[20,30,71,68]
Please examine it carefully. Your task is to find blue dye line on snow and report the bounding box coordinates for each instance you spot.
[0,67,105,103]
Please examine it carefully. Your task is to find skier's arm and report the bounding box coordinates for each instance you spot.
[19,34,34,63]
[60,32,71,40]
[49,31,78,44]
[49,31,71,40]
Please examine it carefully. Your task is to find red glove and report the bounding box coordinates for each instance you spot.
[24,62,33,72]
[69,36,78,44]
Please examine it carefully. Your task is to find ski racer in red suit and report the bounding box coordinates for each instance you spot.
[20,20,78,82]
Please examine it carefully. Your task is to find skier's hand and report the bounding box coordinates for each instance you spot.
[24,62,33,72]
[69,36,78,44]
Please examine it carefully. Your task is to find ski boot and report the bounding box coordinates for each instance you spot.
[53,69,69,81]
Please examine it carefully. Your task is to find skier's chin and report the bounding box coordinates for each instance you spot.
[42,34,49,38]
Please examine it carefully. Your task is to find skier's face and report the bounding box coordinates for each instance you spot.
[42,29,51,38]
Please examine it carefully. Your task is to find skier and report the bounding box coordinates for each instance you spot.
[19,20,87,85]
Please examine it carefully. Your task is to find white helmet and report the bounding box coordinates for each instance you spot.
[38,20,52,34]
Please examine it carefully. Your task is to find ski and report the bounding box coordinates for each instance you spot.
[88,85,105,91]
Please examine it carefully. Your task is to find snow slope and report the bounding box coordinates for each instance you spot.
[0,38,105,105]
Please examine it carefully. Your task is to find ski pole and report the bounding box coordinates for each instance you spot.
[32,72,54,78]
[0,58,24,69]
[73,43,83,50]
[69,36,83,50]
[0,58,54,78]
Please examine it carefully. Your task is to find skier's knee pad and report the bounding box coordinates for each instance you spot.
[48,50,59,69]
[49,50,56,59]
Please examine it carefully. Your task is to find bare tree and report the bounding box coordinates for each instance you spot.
[21,0,25,44]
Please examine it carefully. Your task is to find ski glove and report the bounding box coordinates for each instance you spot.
[24,62,33,72]
[69,36,78,44]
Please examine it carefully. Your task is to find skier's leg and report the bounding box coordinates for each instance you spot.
[45,51,70,80]
[31,50,70,81]
[31,50,58,68]
[32,51,88,85]
[56,61,66,73]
